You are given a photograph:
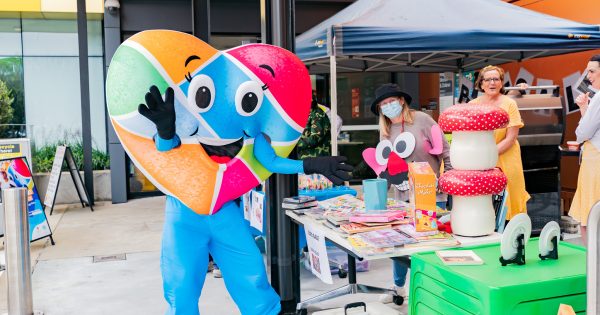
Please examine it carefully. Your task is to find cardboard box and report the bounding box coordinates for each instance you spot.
[408,162,437,211]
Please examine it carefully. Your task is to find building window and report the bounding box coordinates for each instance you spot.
[0,18,25,138]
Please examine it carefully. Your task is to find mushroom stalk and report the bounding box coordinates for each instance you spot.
[451,195,496,236]
[450,131,498,170]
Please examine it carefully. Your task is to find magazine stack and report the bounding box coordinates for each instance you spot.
[281,195,319,215]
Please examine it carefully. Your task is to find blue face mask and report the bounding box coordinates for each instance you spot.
[381,100,402,118]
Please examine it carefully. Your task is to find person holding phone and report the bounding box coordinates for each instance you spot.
[569,54,600,245]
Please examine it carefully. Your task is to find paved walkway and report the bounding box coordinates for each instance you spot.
[0,197,405,314]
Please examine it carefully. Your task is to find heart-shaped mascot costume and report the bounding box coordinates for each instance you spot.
[106,30,352,315]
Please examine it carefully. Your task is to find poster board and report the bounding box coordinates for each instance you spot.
[0,202,4,236]
[43,146,66,209]
[563,71,583,114]
[0,156,53,243]
[242,189,266,234]
[0,138,32,169]
[439,72,454,113]
[250,190,265,233]
[304,224,333,284]
[43,146,92,215]
[454,71,477,103]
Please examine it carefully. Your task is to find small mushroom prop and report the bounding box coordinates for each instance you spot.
[439,168,507,236]
[438,104,509,170]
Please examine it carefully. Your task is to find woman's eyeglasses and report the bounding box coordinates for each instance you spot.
[483,78,501,83]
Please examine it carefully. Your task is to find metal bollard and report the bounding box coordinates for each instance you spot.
[3,188,33,315]
[587,200,600,315]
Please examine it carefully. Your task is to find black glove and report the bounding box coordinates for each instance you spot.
[138,86,176,140]
[303,156,354,186]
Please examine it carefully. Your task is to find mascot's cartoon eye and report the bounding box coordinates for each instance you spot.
[393,132,416,159]
[235,81,264,116]
[375,139,393,166]
[187,74,215,113]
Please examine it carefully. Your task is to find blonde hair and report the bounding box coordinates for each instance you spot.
[378,97,414,138]
[475,65,506,93]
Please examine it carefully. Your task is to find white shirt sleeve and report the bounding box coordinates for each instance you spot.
[576,93,600,143]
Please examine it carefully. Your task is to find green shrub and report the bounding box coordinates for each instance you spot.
[0,79,15,137]
[32,141,110,173]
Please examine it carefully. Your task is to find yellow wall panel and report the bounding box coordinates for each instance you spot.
[0,0,41,12]
[41,0,103,14]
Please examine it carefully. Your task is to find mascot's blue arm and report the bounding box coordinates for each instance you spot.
[254,132,303,174]
[154,134,181,152]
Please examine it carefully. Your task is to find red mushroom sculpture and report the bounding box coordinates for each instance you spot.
[439,169,507,236]
[438,103,509,236]
[439,104,509,170]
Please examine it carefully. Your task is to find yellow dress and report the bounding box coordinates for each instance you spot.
[472,97,531,219]
[569,142,600,226]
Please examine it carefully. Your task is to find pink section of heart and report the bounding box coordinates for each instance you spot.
[227,44,312,128]
[213,157,260,212]
[424,124,444,155]
[362,148,387,176]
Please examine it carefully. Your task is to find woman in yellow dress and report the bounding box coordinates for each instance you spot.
[469,65,530,220]
[569,54,600,245]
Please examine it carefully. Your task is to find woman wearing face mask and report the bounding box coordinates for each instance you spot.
[370,83,451,303]
[569,54,600,245]
[469,65,530,221]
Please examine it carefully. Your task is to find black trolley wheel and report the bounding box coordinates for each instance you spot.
[393,295,404,305]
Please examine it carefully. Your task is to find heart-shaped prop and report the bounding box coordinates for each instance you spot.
[106,30,312,214]
[362,147,386,176]
[424,124,444,155]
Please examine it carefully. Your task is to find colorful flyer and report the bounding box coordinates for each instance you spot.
[250,190,264,233]
[242,191,251,221]
[0,157,52,242]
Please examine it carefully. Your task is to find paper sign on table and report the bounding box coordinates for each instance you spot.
[250,191,264,233]
[304,225,333,284]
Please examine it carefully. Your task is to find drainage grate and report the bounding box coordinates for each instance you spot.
[93,253,127,263]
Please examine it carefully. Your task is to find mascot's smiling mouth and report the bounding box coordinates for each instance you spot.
[191,126,245,164]
[198,137,244,164]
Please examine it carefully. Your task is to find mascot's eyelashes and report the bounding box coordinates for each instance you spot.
[184,55,201,83]
[257,64,273,92]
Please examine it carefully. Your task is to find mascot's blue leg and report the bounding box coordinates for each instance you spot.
[209,202,281,315]
[162,197,210,315]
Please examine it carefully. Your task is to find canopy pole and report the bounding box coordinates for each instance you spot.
[329,55,338,156]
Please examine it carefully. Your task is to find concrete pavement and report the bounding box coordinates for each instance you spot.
[0,197,406,314]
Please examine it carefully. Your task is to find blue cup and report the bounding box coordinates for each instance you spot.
[362,178,388,210]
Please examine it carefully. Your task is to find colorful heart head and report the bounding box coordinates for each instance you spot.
[106,30,312,214]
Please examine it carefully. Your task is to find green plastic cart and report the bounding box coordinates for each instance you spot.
[410,239,586,314]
